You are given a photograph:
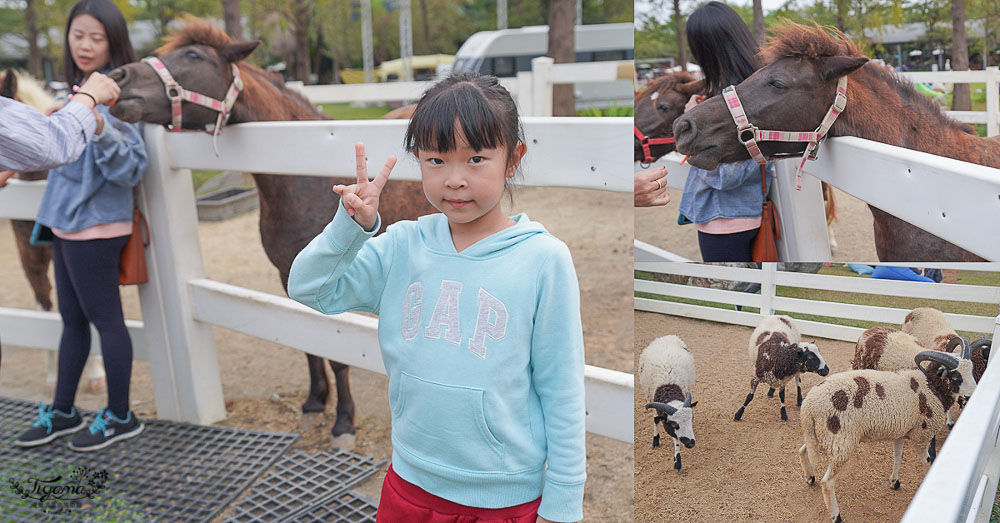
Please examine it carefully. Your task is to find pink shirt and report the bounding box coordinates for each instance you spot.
[52,221,132,240]
[695,216,762,235]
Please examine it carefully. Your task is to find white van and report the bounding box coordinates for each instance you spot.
[452,23,633,109]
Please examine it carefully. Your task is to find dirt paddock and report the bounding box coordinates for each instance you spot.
[0,186,633,521]
[635,312,940,522]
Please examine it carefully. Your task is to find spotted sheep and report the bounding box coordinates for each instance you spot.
[639,335,698,471]
[734,315,829,422]
[798,350,977,523]
[901,307,991,384]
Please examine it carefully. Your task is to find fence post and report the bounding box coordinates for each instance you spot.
[137,124,226,424]
[531,56,554,117]
[772,160,832,261]
[517,71,534,116]
[987,67,998,137]
[759,263,776,316]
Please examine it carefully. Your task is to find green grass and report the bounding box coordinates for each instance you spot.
[318,102,395,120]
[636,265,1000,336]
[577,103,635,117]
[191,170,221,192]
[942,82,989,137]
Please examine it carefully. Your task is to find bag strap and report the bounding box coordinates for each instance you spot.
[759,164,768,197]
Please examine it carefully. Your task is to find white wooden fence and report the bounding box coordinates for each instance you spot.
[0,116,635,443]
[294,57,635,117]
[634,261,1000,522]
[898,68,1000,137]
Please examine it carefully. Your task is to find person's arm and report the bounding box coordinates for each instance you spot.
[531,244,586,523]
[0,96,96,172]
[89,108,147,187]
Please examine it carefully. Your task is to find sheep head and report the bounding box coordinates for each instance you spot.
[796,342,830,376]
[646,398,696,448]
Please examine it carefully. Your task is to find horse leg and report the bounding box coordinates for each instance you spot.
[302,354,329,413]
[328,361,357,446]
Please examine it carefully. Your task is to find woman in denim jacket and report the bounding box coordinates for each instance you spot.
[15,0,148,452]
[678,2,773,262]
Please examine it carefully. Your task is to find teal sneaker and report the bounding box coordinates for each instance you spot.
[14,403,87,447]
[68,409,144,452]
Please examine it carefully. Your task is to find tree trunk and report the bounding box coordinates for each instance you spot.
[753,0,765,45]
[674,0,686,70]
[418,0,430,55]
[25,0,42,79]
[292,0,312,83]
[222,0,243,41]
[951,0,971,111]
[835,0,847,32]
[547,0,575,116]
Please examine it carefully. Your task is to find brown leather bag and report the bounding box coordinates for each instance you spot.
[751,165,781,262]
[119,189,149,285]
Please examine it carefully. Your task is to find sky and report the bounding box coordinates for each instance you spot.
[634,0,791,21]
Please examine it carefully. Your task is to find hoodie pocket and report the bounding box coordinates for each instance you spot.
[392,372,504,473]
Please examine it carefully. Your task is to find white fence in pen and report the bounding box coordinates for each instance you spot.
[0,116,634,443]
[634,261,1000,522]
[897,68,1000,137]
[293,57,635,117]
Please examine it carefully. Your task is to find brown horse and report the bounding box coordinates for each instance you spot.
[673,22,1000,261]
[108,19,436,441]
[633,71,703,163]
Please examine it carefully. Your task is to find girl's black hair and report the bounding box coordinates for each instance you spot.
[686,1,760,97]
[404,71,525,172]
[63,0,137,86]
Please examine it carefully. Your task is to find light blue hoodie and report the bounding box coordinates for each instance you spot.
[288,206,586,522]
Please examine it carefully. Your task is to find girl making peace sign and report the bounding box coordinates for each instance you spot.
[288,72,585,523]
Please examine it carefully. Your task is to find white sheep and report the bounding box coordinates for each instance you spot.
[901,307,965,352]
[798,350,976,523]
[851,326,964,372]
[735,315,830,422]
[639,334,698,471]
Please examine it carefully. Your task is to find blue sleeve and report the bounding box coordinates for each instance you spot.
[531,243,586,523]
[694,161,767,191]
[0,98,96,172]
[90,107,147,187]
[287,203,393,315]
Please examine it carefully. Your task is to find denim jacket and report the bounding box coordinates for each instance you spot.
[678,159,774,224]
[35,104,147,232]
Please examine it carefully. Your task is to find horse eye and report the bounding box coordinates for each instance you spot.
[657,104,670,113]
[768,80,787,90]
[186,50,200,60]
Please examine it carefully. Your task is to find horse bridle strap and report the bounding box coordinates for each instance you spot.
[722,76,847,190]
[141,56,244,155]
[634,126,675,165]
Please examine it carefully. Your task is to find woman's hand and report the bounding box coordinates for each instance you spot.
[684,94,705,113]
[634,167,670,207]
[333,142,395,231]
[76,72,121,106]
[0,170,16,188]
[44,99,66,116]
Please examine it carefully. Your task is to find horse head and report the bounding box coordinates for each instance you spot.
[634,71,703,162]
[673,22,867,170]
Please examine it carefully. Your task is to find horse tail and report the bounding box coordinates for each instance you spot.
[822,182,837,225]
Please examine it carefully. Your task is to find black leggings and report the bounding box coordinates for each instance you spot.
[697,229,760,262]
[52,235,132,419]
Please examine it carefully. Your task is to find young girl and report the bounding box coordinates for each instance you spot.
[677,1,775,262]
[288,72,585,523]
[15,0,147,451]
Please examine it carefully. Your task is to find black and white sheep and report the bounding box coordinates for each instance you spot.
[639,334,698,471]
[735,315,830,422]
[798,350,976,523]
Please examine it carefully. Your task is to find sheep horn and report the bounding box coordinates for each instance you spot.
[960,336,972,360]
[915,350,959,372]
[944,336,964,354]
[646,402,677,415]
[683,392,692,408]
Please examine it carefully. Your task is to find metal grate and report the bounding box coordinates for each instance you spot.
[292,491,379,522]
[224,449,384,522]
[0,397,298,522]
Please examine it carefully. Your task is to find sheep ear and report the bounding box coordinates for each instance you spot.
[936,367,947,378]
[690,401,698,408]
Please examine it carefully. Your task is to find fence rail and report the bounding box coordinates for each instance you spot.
[635,262,1000,521]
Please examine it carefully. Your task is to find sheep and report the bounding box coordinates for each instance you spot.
[639,335,698,471]
[798,350,976,523]
[851,326,965,373]
[901,307,966,352]
[735,315,830,422]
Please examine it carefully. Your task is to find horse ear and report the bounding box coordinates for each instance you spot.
[818,56,868,81]
[0,69,17,100]
[678,79,705,96]
[221,40,261,63]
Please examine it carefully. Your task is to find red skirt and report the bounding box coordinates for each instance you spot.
[375,465,541,523]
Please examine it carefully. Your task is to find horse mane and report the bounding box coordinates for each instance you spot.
[764,21,977,136]
[635,70,697,101]
[156,16,325,122]
[0,70,54,111]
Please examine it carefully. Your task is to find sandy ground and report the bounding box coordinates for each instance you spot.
[0,186,633,521]
[634,312,945,523]
[636,186,878,262]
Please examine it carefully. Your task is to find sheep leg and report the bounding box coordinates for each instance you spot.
[734,378,760,421]
[673,437,682,471]
[767,387,775,397]
[821,458,847,523]
[890,438,903,490]
[946,409,954,429]
[926,436,937,464]
[652,416,660,450]
[796,376,804,406]
[798,443,815,485]
[779,387,788,421]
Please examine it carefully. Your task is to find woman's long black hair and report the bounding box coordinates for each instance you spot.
[63,0,137,86]
[686,1,760,97]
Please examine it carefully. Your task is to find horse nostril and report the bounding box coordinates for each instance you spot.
[673,117,693,138]
[108,68,125,84]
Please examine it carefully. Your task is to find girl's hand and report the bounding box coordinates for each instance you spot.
[333,142,395,231]
[0,170,16,188]
[684,94,705,113]
[44,99,66,116]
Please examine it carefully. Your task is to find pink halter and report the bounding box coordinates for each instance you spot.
[722,77,848,190]
[142,56,244,155]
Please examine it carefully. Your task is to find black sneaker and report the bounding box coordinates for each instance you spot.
[68,409,144,452]
[14,403,87,447]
